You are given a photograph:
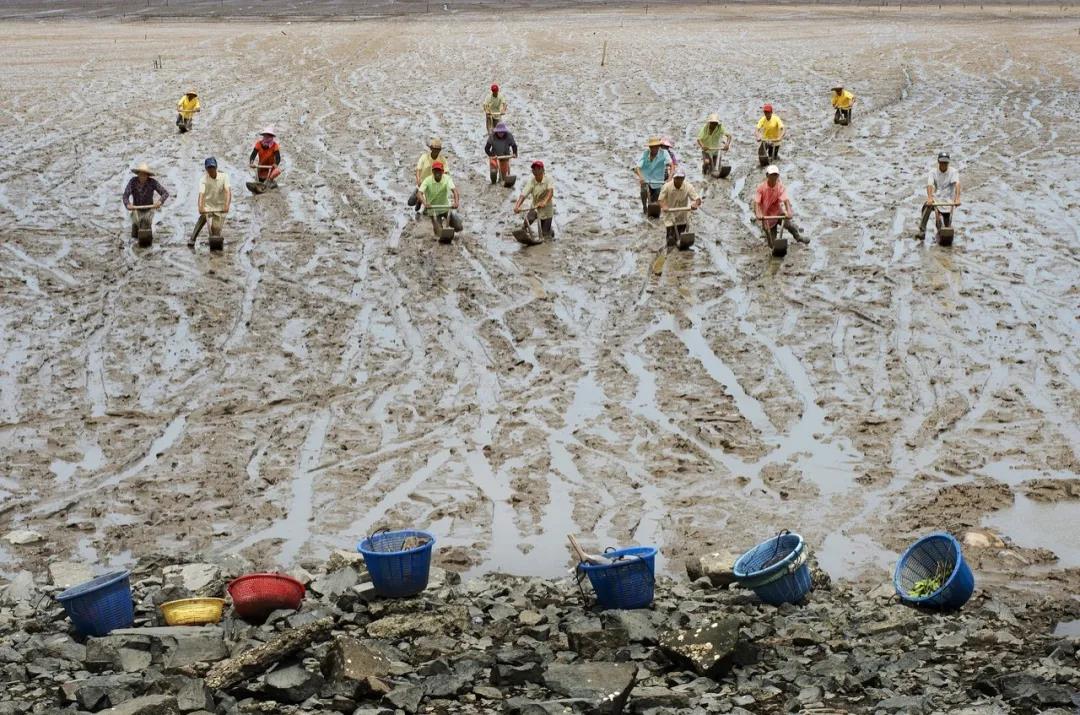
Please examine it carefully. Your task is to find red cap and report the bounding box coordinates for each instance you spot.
[431,161,444,170]
[763,103,774,112]
[491,83,499,92]
[531,160,544,169]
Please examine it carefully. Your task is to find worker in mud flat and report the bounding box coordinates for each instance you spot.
[657,167,701,246]
[418,161,463,235]
[409,138,449,214]
[635,136,672,214]
[122,162,169,239]
[697,113,732,176]
[175,88,200,132]
[917,152,961,238]
[189,157,231,248]
[753,165,807,244]
[831,83,855,124]
[483,83,506,133]
[755,103,785,163]
[513,160,555,238]
[248,127,282,188]
[485,121,518,185]
[660,137,680,169]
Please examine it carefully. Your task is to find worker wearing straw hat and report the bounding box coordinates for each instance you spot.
[634,136,672,214]
[697,112,732,176]
[830,82,855,124]
[175,88,200,132]
[122,162,169,239]
[248,127,282,186]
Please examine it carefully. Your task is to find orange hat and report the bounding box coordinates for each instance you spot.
[763,103,774,113]
[432,161,445,170]
[531,160,544,169]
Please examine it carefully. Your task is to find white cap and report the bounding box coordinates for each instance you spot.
[673,168,686,178]
[765,165,780,176]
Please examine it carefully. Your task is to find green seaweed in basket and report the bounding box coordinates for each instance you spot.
[909,562,950,597]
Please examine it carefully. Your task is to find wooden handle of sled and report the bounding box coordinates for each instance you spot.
[760,215,792,220]
[253,164,275,169]
[427,204,455,209]
[493,155,515,160]
[664,206,694,213]
[931,202,959,207]
[129,204,155,210]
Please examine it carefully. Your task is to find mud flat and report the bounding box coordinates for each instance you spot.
[0,5,1077,597]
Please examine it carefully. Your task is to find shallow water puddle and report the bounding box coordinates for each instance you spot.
[983,495,1080,569]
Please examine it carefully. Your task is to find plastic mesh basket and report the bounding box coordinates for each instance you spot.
[893,532,974,610]
[56,571,134,637]
[227,573,305,623]
[734,533,812,605]
[357,530,435,598]
[578,546,657,610]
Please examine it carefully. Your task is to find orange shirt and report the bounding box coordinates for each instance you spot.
[253,140,280,178]
[754,180,789,227]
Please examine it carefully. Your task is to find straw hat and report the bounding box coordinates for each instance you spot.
[186,87,198,96]
[258,126,276,137]
[646,136,662,147]
[707,113,720,123]
[429,138,443,149]
[131,162,155,176]
[831,82,843,90]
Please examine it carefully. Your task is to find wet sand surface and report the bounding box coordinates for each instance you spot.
[0,4,1077,594]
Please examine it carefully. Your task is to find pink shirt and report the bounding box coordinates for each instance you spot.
[754,180,789,227]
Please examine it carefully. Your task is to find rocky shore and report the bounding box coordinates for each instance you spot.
[1,550,1078,715]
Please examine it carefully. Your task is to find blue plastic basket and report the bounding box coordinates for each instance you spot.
[733,532,812,605]
[894,532,974,610]
[578,546,657,610]
[55,571,134,637]
[357,530,435,598]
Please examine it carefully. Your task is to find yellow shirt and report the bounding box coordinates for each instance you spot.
[831,90,854,109]
[756,115,784,141]
[416,151,450,183]
[522,174,555,219]
[483,93,506,116]
[198,172,231,213]
[177,95,200,116]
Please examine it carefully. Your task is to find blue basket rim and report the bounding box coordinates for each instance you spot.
[733,533,804,579]
[55,570,129,602]
[357,530,436,557]
[577,546,657,573]
[892,532,963,603]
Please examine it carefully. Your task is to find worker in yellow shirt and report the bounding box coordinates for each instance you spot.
[175,88,200,134]
[408,138,450,214]
[754,103,785,166]
[831,83,855,125]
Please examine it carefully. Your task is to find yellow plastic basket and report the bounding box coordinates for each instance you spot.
[160,597,226,626]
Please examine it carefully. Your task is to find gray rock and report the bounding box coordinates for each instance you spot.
[49,562,96,589]
[88,627,227,671]
[567,623,628,657]
[366,606,468,639]
[65,673,145,710]
[1,571,39,605]
[325,549,368,573]
[658,618,741,679]
[105,694,179,715]
[311,566,361,598]
[493,661,544,686]
[997,672,1074,706]
[878,694,928,713]
[602,610,658,644]
[3,529,43,545]
[685,551,739,587]
[629,685,691,712]
[162,563,220,594]
[263,664,324,704]
[542,662,637,714]
[321,636,393,696]
[174,678,214,712]
[384,683,424,713]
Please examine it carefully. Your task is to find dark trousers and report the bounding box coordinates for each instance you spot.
[765,219,802,243]
[834,108,852,123]
[640,184,661,212]
[759,141,780,162]
[665,224,689,244]
[524,210,553,237]
[919,203,952,231]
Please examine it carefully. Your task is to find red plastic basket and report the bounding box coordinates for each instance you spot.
[227,573,305,623]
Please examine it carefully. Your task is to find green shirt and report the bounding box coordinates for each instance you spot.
[698,123,726,151]
[419,174,455,214]
[483,93,506,115]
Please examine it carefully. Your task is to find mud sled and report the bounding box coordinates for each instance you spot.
[665,207,696,251]
[177,115,194,134]
[511,209,547,246]
[932,202,958,246]
[761,216,789,258]
[130,205,155,247]
[833,109,851,126]
[758,139,781,167]
[208,212,224,251]
[704,150,731,179]
[490,155,516,188]
[246,165,278,195]
[429,206,462,244]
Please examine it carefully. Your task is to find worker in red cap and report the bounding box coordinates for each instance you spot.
[754,103,785,165]
[483,83,506,133]
[513,160,555,240]
[418,160,462,237]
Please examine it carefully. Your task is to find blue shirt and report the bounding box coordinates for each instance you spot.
[639,149,671,189]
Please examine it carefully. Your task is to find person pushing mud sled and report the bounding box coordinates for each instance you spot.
[247,127,282,194]
[122,162,170,247]
[511,160,554,245]
[175,88,200,134]
[418,161,463,243]
[189,157,232,250]
[658,168,701,250]
[753,165,807,257]
[635,137,673,217]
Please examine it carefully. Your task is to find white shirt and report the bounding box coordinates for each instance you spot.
[927,166,959,213]
[199,172,231,213]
